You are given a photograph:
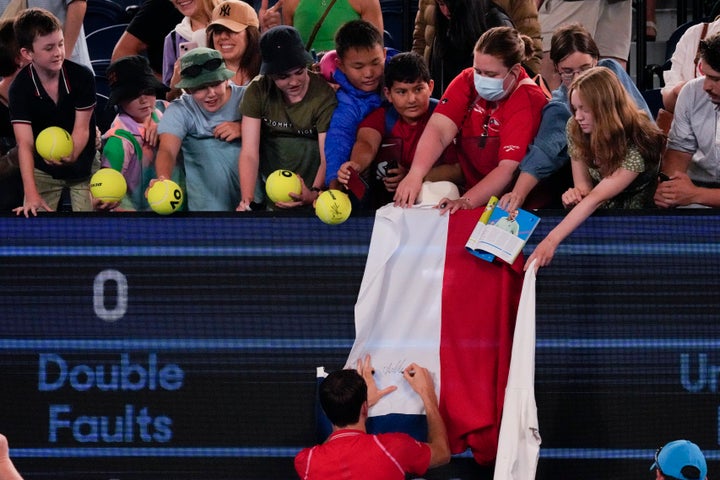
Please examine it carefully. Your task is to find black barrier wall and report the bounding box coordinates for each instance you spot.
[0,211,718,480]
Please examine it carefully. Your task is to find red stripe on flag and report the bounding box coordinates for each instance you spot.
[440,209,524,464]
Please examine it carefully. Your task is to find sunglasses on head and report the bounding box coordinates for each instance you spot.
[181,58,223,78]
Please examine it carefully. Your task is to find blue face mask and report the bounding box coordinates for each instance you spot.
[474,71,508,101]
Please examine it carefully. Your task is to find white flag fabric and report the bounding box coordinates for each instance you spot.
[493,260,541,480]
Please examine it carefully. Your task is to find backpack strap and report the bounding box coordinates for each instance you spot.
[694,22,710,77]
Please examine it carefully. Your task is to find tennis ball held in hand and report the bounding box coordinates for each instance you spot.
[265,169,302,203]
[147,179,184,215]
[36,126,73,162]
[90,168,127,203]
[315,189,351,225]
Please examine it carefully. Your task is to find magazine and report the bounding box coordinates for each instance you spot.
[465,196,541,264]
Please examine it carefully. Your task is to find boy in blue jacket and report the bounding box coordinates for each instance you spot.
[324,20,385,189]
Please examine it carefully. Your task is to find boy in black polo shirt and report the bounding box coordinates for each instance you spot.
[10,7,97,217]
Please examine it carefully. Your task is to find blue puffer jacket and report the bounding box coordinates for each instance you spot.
[324,68,382,185]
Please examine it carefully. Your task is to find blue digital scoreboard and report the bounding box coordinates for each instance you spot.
[1,211,719,480]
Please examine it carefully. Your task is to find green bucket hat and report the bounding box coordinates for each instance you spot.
[174,47,235,89]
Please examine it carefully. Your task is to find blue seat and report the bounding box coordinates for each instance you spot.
[84,0,127,34]
[86,23,128,63]
[642,18,708,90]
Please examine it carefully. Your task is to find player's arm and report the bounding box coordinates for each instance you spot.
[403,364,450,468]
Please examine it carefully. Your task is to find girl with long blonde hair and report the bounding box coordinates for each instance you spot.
[526,66,664,270]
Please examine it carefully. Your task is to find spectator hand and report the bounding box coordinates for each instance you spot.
[337,161,361,186]
[393,171,423,207]
[14,192,53,217]
[91,192,121,211]
[525,236,557,271]
[356,355,397,408]
[383,165,407,192]
[277,176,318,208]
[561,187,587,208]
[437,196,471,215]
[499,190,524,213]
[654,172,696,208]
[143,120,159,147]
[236,199,253,212]
[213,121,241,142]
[259,0,283,31]
[95,127,102,151]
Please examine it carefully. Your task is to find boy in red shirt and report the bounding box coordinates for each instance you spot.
[337,51,454,207]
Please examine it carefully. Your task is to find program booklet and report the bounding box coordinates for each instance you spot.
[465,197,541,264]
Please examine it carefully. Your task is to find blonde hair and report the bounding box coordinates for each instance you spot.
[568,66,664,176]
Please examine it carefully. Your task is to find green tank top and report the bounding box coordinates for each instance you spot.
[293,0,360,52]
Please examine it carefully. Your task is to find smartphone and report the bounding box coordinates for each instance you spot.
[346,167,368,200]
[658,172,671,182]
[179,41,198,57]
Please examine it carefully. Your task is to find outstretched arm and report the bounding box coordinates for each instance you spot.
[403,364,451,468]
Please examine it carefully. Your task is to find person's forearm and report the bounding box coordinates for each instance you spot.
[462,162,518,207]
[112,33,147,62]
[422,392,450,468]
[661,87,679,113]
[239,153,259,204]
[410,129,451,180]
[510,171,540,200]
[545,192,603,247]
[154,150,176,179]
[71,126,89,161]
[18,146,39,198]
[692,187,720,207]
[64,0,87,56]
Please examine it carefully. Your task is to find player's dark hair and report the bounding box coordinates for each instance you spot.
[319,369,367,427]
[14,8,62,52]
[334,19,383,60]
[384,51,431,88]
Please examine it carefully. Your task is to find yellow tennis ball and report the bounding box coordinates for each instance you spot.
[315,189,352,225]
[147,179,184,215]
[90,168,127,203]
[36,126,73,162]
[265,169,302,203]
